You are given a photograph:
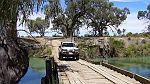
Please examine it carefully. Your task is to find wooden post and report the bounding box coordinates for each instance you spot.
[41,57,59,84]
[46,59,52,76]
[41,77,45,84]
[46,58,52,84]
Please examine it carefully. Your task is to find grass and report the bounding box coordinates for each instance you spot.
[90,56,150,68]
[29,47,52,57]
[29,57,45,71]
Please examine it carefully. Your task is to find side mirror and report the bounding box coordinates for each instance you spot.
[76,46,79,48]
[59,46,61,48]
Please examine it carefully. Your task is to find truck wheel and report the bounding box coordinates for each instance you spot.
[76,55,79,60]
[59,53,63,60]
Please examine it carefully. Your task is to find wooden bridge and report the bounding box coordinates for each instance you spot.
[42,39,150,84]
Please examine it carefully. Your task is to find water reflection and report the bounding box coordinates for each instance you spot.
[19,68,45,84]
[19,57,46,84]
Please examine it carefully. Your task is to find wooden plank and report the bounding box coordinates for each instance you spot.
[79,59,142,84]
[78,60,128,84]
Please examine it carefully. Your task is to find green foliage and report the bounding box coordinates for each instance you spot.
[28,17,49,36]
[85,0,130,36]
[29,57,45,71]
[126,32,133,36]
[45,0,89,37]
[0,0,45,23]
[109,38,125,57]
[126,32,150,38]
[77,42,99,60]
[108,38,150,57]
[109,38,125,48]
[45,0,130,37]
[29,47,52,57]
[138,4,150,32]
[108,56,150,68]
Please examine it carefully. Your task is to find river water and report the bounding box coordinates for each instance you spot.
[19,57,150,84]
[19,58,46,84]
[19,68,45,84]
[127,66,150,79]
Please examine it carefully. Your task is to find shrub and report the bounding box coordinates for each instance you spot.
[141,39,146,44]
[78,42,99,60]
[109,38,125,57]
[28,47,52,57]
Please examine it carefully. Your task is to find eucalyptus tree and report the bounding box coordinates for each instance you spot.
[138,4,150,32]
[28,17,49,37]
[122,29,126,36]
[85,0,130,36]
[0,0,46,83]
[45,0,89,37]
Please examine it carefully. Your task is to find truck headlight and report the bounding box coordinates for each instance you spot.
[61,49,67,53]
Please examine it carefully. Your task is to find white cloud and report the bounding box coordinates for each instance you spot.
[117,12,148,33]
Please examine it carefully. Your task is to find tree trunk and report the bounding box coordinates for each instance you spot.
[98,27,103,37]
[66,28,73,38]
[0,19,29,84]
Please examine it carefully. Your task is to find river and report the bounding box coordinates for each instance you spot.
[19,57,150,84]
[108,56,150,79]
[127,66,150,79]
[19,57,46,84]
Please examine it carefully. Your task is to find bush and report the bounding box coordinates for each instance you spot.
[28,47,52,57]
[77,42,99,60]
[109,38,125,57]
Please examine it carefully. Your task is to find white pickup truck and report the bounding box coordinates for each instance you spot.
[58,42,79,60]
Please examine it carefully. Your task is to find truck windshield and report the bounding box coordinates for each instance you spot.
[62,43,74,47]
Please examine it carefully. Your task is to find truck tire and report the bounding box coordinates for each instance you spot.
[59,53,63,60]
[76,55,79,60]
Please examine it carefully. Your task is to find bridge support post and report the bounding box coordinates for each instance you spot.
[41,57,53,84]
[46,58,53,84]
[41,57,59,84]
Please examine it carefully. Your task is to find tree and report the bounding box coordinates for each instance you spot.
[138,4,150,32]
[0,0,45,83]
[28,17,49,37]
[45,0,89,37]
[122,29,126,36]
[117,29,122,36]
[126,32,133,36]
[85,0,130,36]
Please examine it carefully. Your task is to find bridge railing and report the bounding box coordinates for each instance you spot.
[41,57,59,84]
[102,62,150,84]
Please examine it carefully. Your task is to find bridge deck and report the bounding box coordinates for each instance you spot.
[52,40,141,84]
[56,60,141,84]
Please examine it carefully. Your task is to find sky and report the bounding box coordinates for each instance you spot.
[110,0,150,34]
[17,0,150,36]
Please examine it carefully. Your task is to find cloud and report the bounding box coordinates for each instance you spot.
[117,12,148,33]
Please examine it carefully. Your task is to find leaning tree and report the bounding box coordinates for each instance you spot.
[85,0,130,36]
[0,0,47,83]
[138,4,150,32]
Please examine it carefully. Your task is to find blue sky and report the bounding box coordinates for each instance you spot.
[109,0,150,34]
[17,0,150,36]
